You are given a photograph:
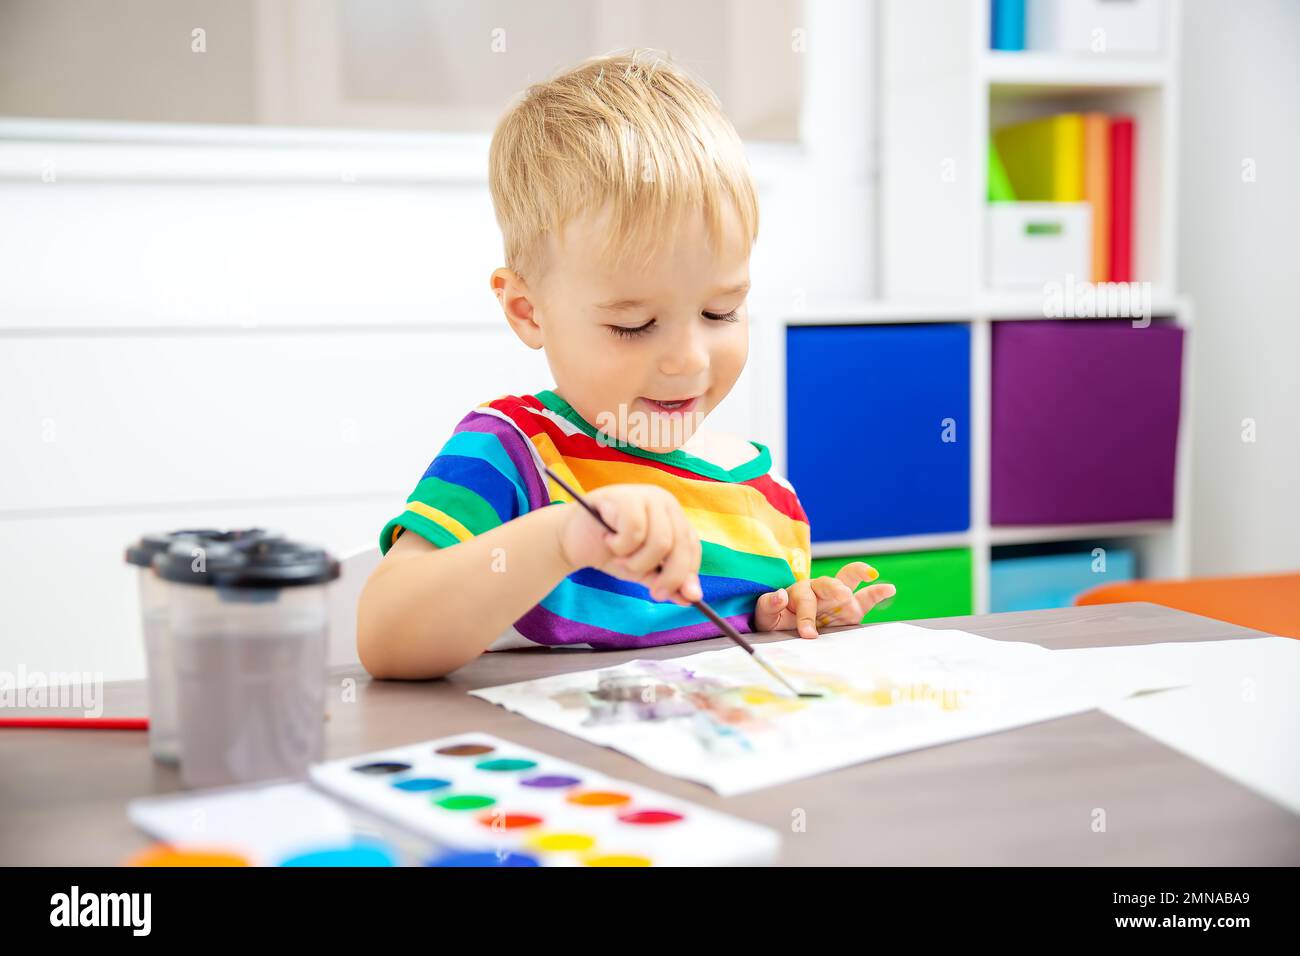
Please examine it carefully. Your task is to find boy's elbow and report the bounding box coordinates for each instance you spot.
[355,574,410,679]
[355,577,461,681]
[355,590,394,679]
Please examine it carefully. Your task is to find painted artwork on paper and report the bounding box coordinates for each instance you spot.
[555,656,972,754]
[472,623,1185,795]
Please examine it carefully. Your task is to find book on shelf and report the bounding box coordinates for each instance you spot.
[1082,112,1112,283]
[990,112,1136,283]
[994,113,1084,202]
[988,140,1017,202]
[1110,116,1136,283]
[990,0,1026,51]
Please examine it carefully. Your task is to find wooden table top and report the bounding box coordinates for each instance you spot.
[3,602,1297,866]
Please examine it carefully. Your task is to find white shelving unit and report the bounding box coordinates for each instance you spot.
[777,0,1191,615]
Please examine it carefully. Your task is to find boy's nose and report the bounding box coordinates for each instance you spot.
[658,331,710,377]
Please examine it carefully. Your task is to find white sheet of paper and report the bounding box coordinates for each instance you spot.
[1057,637,1300,816]
[127,781,359,864]
[471,622,1186,795]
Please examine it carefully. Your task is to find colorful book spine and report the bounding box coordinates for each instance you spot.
[1110,116,1135,282]
[993,113,1085,202]
[991,0,1026,51]
[1082,113,1112,283]
[988,140,1017,202]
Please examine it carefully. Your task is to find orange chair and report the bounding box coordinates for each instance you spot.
[1075,572,1300,639]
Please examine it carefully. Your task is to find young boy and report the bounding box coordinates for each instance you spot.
[358,49,896,679]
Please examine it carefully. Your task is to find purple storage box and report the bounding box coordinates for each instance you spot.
[991,320,1184,525]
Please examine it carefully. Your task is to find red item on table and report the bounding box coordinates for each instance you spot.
[0,716,148,730]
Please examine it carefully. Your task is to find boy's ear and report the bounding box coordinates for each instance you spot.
[491,267,544,350]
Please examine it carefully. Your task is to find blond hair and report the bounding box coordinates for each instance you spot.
[488,48,759,282]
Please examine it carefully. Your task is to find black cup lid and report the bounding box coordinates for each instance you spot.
[125,528,279,567]
[153,535,339,589]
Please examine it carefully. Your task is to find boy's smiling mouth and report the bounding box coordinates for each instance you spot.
[639,395,702,414]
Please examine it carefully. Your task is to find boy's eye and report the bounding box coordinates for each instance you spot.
[607,309,739,339]
[608,319,655,339]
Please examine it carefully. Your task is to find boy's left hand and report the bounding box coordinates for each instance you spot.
[752,562,897,639]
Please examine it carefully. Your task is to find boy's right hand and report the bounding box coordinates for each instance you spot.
[556,483,703,605]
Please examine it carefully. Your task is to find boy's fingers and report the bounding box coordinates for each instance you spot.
[689,522,702,588]
[830,578,856,605]
[790,583,820,639]
[835,561,880,590]
[809,576,843,605]
[652,507,695,603]
[852,583,897,616]
[806,578,857,629]
[752,588,789,630]
[596,499,623,549]
[621,500,670,572]
[602,495,645,557]
[674,510,703,603]
[816,603,846,628]
[595,497,617,530]
[819,578,863,626]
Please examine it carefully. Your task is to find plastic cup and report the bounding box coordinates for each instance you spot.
[125,530,221,763]
[154,536,339,789]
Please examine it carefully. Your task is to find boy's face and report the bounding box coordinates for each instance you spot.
[494,201,750,454]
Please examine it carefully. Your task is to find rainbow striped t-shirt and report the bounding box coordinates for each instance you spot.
[379,389,811,651]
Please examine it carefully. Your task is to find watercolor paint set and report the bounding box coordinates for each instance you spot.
[127,732,780,866]
[309,733,780,866]
[127,780,424,866]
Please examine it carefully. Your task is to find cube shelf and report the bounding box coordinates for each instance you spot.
[990,319,1184,525]
[989,541,1138,613]
[786,323,971,542]
[781,302,1191,616]
[772,0,1190,618]
[810,548,974,625]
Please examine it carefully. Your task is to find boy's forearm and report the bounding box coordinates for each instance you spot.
[357,502,576,679]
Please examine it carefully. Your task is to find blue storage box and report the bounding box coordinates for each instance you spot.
[990,547,1136,612]
[786,324,971,541]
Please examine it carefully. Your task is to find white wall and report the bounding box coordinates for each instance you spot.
[0,2,876,683]
[1178,0,1300,575]
[0,124,555,680]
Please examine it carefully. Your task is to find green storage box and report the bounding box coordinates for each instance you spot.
[809,548,973,624]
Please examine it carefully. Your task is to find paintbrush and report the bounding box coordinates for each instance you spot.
[542,464,822,699]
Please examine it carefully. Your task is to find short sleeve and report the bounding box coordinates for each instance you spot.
[379,411,538,555]
[770,465,812,583]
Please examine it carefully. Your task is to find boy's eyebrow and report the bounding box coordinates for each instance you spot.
[594,282,751,312]
[713,281,752,298]
[595,298,650,313]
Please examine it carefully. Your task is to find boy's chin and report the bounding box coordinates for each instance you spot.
[616,433,691,454]
[587,398,710,452]
[625,411,704,453]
